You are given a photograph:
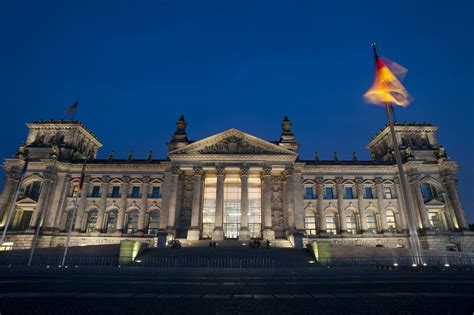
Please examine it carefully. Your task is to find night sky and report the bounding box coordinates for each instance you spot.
[1,1,473,222]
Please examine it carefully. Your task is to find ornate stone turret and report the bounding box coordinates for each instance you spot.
[21,120,102,161]
[278,116,299,153]
[168,114,189,152]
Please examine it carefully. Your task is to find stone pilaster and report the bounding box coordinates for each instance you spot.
[393,178,408,232]
[336,178,345,233]
[293,169,305,233]
[262,166,275,240]
[137,177,150,235]
[187,167,203,240]
[355,178,367,232]
[167,166,181,236]
[159,170,172,230]
[375,178,387,232]
[212,166,225,240]
[440,192,455,231]
[316,178,325,233]
[116,176,129,234]
[94,176,110,233]
[237,166,250,241]
[284,167,295,234]
[43,173,68,231]
[443,174,469,230]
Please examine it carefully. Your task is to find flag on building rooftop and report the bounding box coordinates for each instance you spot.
[363,43,412,107]
[64,100,79,116]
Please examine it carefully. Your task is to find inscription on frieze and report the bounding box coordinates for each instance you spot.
[198,136,273,154]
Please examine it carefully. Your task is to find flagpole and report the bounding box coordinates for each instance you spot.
[61,157,87,267]
[384,101,423,264]
[1,157,29,245]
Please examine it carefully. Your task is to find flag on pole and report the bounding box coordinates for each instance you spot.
[78,159,87,190]
[64,101,79,116]
[363,43,412,107]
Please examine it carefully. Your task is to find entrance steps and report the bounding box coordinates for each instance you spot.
[176,239,293,248]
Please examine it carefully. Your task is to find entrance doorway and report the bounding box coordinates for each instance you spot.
[224,223,240,239]
[223,176,241,239]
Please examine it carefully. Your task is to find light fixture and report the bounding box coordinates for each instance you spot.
[135,260,142,263]
[411,263,417,267]
[444,263,450,267]
[393,263,398,267]
[308,260,315,264]
[422,263,427,266]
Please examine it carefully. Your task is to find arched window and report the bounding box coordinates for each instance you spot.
[85,209,98,233]
[366,213,377,233]
[146,211,160,235]
[105,210,118,233]
[126,210,139,234]
[346,212,357,234]
[304,209,316,235]
[24,182,41,201]
[325,212,337,235]
[386,210,397,231]
[421,183,439,202]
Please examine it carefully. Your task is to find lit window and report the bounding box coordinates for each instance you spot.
[248,177,262,239]
[364,186,374,199]
[325,187,334,199]
[386,210,396,231]
[85,210,98,233]
[105,211,117,233]
[305,210,316,235]
[366,213,377,233]
[223,176,242,239]
[383,186,392,199]
[201,177,217,239]
[147,211,160,235]
[305,187,314,199]
[151,186,161,198]
[428,211,443,231]
[126,211,139,234]
[64,210,75,231]
[345,187,354,199]
[325,213,337,234]
[346,213,357,234]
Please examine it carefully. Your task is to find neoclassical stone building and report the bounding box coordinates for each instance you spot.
[0,116,472,251]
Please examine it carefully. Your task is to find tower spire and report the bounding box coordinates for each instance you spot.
[278,116,299,153]
[168,114,189,151]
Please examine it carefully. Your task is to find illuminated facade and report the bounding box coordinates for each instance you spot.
[0,116,472,252]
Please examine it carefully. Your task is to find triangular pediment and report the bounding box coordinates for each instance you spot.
[425,199,445,207]
[16,197,37,205]
[169,129,297,158]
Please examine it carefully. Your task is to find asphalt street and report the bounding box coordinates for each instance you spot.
[0,268,473,314]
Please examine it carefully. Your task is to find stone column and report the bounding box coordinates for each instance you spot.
[137,177,150,235]
[0,171,17,225]
[187,167,203,240]
[393,178,408,232]
[336,178,345,233]
[29,173,54,230]
[167,166,181,236]
[95,176,110,233]
[443,174,469,230]
[316,178,325,234]
[212,166,225,240]
[238,166,250,241]
[43,173,68,231]
[159,170,172,230]
[440,192,455,231]
[409,175,431,230]
[284,167,295,233]
[116,176,129,234]
[293,169,305,233]
[375,178,387,232]
[355,178,367,232]
[74,176,90,232]
[262,166,275,240]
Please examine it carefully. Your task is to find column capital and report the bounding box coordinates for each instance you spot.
[335,177,344,185]
[142,176,151,184]
[355,177,363,185]
[441,174,456,184]
[216,166,225,176]
[171,166,182,175]
[315,177,324,185]
[407,174,420,184]
[262,166,272,176]
[122,176,130,184]
[240,166,249,178]
[283,167,294,177]
[102,175,111,183]
[193,166,203,176]
[374,177,383,185]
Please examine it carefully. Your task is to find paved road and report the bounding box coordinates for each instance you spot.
[0,268,473,314]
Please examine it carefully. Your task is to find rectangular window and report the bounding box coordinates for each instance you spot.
[151,186,161,198]
[364,186,374,199]
[202,177,217,239]
[325,187,334,199]
[305,187,314,199]
[421,183,434,200]
[345,187,354,199]
[131,186,140,198]
[248,177,262,239]
[90,186,101,198]
[383,186,392,199]
[111,186,120,198]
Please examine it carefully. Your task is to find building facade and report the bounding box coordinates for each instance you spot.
[0,116,472,252]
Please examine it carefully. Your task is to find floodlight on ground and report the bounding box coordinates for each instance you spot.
[75,266,78,268]
[308,260,315,264]
[135,260,142,263]
[393,263,398,267]
[46,265,50,268]
[242,243,246,246]
[80,243,88,246]
[422,263,427,266]
[411,263,417,267]
[444,263,450,267]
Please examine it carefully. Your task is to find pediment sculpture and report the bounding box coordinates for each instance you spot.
[198,136,273,154]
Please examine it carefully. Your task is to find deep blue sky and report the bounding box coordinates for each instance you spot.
[1,1,473,222]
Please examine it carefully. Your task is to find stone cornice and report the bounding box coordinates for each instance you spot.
[27,120,102,147]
